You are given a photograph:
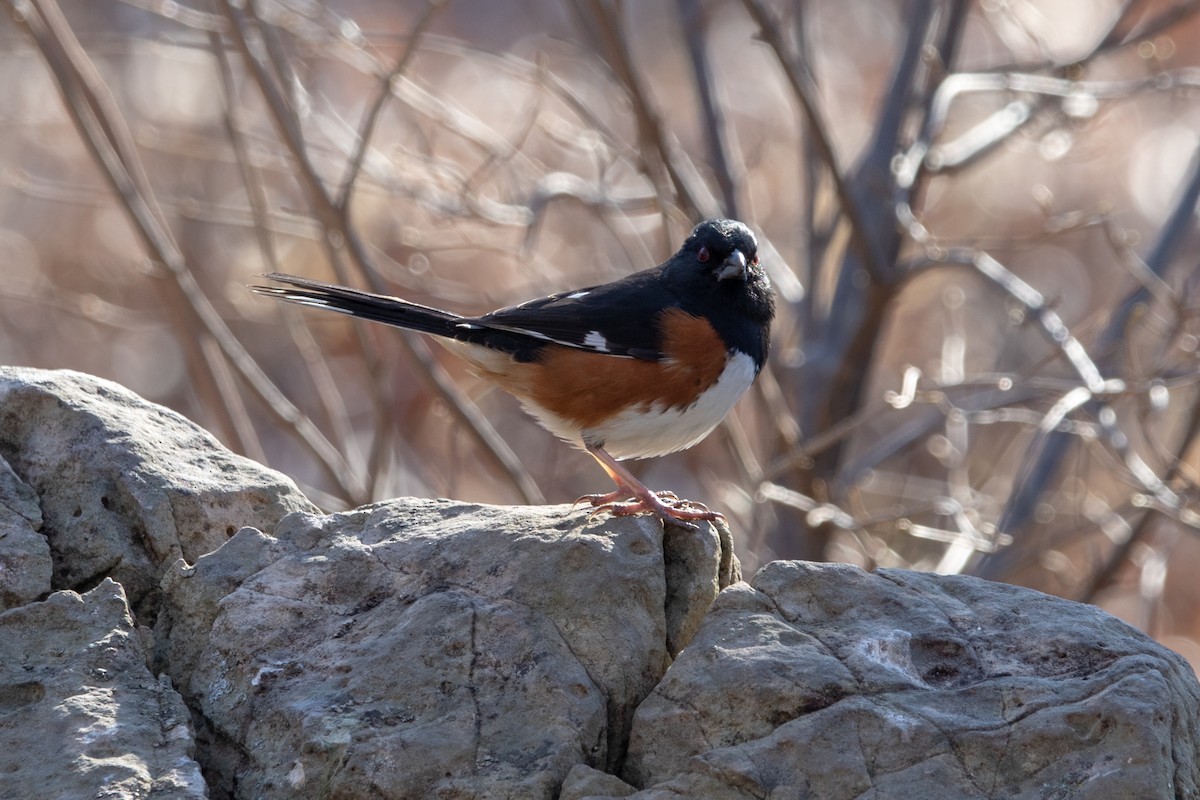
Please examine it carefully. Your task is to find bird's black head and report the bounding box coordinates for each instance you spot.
[680,219,759,277]
[662,219,775,364]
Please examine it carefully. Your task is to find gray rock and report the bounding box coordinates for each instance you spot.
[0,367,316,619]
[622,561,1200,799]
[157,500,736,799]
[560,763,638,799]
[0,454,51,608]
[4,368,1196,800]
[0,578,204,799]
[663,519,740,657]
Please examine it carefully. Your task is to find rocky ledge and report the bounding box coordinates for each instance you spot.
[0,366,1197,799]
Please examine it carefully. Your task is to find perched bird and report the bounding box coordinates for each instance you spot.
[253,219,775,529]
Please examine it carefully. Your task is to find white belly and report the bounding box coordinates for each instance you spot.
[527,351,758,460]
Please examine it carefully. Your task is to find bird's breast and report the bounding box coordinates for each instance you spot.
[580,349,758,459]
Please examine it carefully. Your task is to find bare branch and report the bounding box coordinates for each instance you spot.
[7,0,366,500]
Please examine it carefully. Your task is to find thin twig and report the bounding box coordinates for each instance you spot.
[339,0,446,207]
[8,0,365,501]
[739,0,889,280]
[211,28,360,461]
[217,0,544,503]
[571,0,715,224]
[675,0,740,218]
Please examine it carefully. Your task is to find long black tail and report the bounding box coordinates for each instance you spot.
[251,273,464,339]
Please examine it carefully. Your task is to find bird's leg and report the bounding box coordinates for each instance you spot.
[575,443,724,530]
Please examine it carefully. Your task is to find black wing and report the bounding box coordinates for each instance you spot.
[253,268,678,364]
[466,267,672,362]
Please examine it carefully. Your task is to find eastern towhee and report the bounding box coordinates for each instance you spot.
[253,219,775,529]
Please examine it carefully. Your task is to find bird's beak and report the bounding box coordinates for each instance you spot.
[717,249,748,281]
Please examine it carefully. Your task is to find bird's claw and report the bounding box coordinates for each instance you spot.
[577,490,724,531]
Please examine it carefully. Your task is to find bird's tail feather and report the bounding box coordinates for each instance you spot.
[251,273,464,338]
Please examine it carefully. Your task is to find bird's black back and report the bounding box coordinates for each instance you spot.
[467,219,774,365]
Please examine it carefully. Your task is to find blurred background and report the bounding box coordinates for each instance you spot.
[3,0,1200,668]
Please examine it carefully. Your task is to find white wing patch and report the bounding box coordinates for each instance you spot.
[454,319,634,358]
[582,330,609,352]
[566,290,590,300]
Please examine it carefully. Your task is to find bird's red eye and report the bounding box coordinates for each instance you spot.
[698,246,710,263]
[750,254,759,265]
